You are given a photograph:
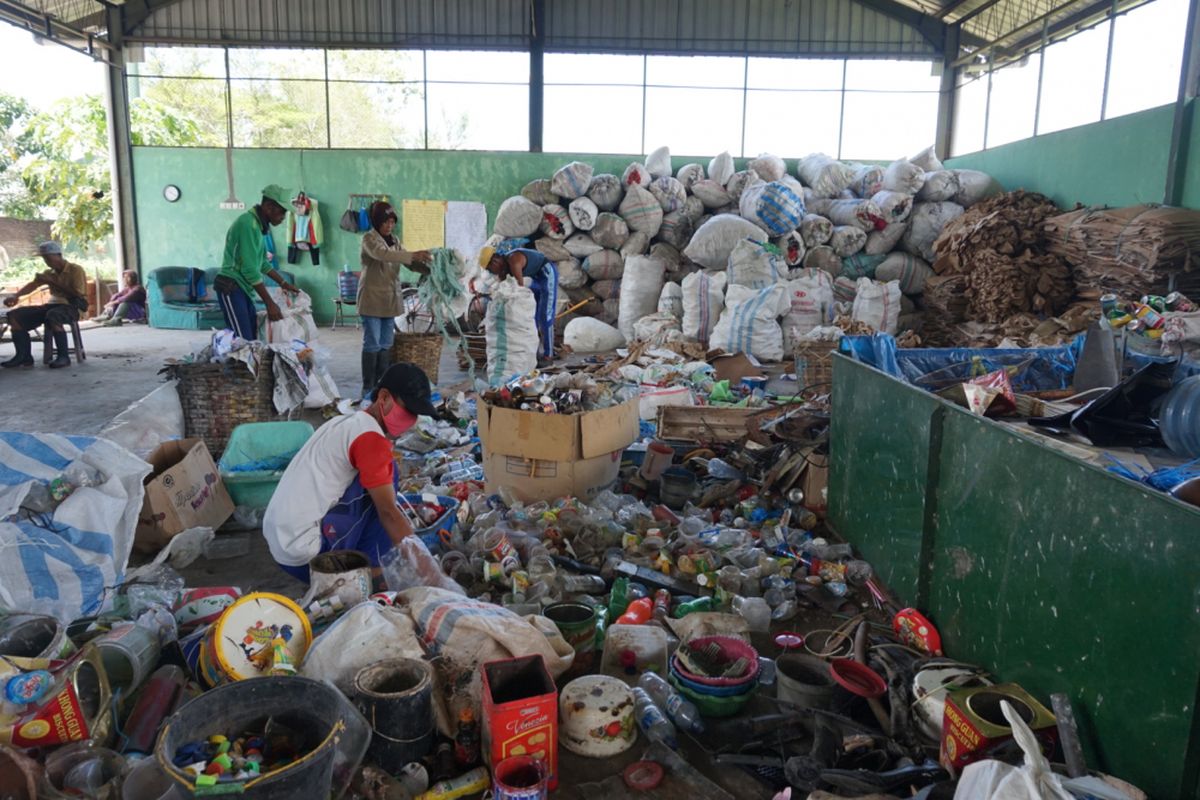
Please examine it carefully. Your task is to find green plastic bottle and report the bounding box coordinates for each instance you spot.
[671,596,716,619]
[607,576,630,619]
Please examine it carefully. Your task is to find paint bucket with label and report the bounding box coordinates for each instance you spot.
[492,755,549,800]
[188,592,312,687]
[543,602,597,679]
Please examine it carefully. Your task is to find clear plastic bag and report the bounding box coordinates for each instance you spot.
[382,536,466,595]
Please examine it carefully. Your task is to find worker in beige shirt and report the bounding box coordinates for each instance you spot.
[358,200,431,400]
[3,241,89,369]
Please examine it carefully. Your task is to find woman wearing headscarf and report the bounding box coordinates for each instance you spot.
[358,201,430,401]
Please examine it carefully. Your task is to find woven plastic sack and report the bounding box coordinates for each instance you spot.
[619,185,664,236]
[797,153,855,198]
[682,196,705,223]
[711,284,789,361]
[646,146,672,178]
[684,215,767,269]
[800,214,834,248]
[589,279,621,301]
[803,245,841,277]
[485,279,539,384]
[658,281,683,318]
[657,211,694,249]
[952,169,998,207]
[601,297,620,324]
[591,212,631,250]
[833,276,857,304]
[681,270,726,345]
[551,160,595,199]
[852,277,902,334]
[539,203,573,240]
[740,181,806,237]
[535,237,572,263]
[872,190,913,224]
[633,312,683,345]
[676,163,705,189]
[902,201,964,261]
[774,231,807,266]
[875,252,933,295]
[557,257,588,290]
[865,221,908,255]
[822,199,884,231]
[620,231,650,258]
[918,170,959,202]
[618,255,666,340]
[850,164,885,198]
[622,162,651,187]
[521,178,558,206]
[568,197,599,231]
[564,317,625,352]
[587,174,624,210]
[882,159,926,195]
[708,151,735,185]
[830,226,868,257]
[649,176,687,213]
[783,270,834,349]
[749,153,787,182]
[650,242,682,271]
[725,169,764,203]
[494,195,542,237]
[692,179,732,209]
[583,249,625,281]
[564,233,604,259]
[910,145,944,172]
[840,252,887,280]
[728,237,785,289]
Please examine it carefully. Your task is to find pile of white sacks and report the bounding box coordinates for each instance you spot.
[482,144,998,363]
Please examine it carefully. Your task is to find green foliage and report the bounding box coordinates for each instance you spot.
[0,93,39,218]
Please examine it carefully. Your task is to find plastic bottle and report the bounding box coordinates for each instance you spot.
[637,672,704,735]
[453,707,479,767]
[631,686,679,748]
[671,596,715,618]
[615,597,653,625]
[607,577,630,618]
[560,574,607,594]
[652,589,671,621]
[415,766,491,800]
[444,464,484,483]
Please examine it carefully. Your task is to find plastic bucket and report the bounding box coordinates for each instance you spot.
[94,623,161,696]
[40,742,126,799]
[156,676,369,800]
[776,654,835,710]
[493,755,549,800]
[659,468,697,510]
[544,602,598,678]
[638,441,675,481]
[353,659,435,772]
[0,613,75,660]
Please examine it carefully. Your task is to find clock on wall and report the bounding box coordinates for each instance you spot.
[163,184,182,203]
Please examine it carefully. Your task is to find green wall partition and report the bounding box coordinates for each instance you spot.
[830,354,1200,799]
[948,101,1200,209]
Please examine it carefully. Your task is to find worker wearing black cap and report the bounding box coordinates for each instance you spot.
[263,362,438,582]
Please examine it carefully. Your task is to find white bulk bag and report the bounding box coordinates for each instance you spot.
[494,195,542,237]
[728,237,785,289]
[568,196,599,231]
[675,163,705,189]
[797,153,855,198]
[485,279,539,384]
[633,312,683,345]
[774,230,807,266]
[535,237,572,262]
[851,277,902,334]
[871,190,913,224]
[952,169,998,207]
[649,176,687,213]
[684,215,768,269]
[681,269,726,345]
[902,201,964,261]
[824,199,884,231]
[850,164,885,198]
[588,174,624,210]
[622,162,651,188]
[618,255,667,341]
[918,170,960,202]
[645,146,672,178]
[708,151,735,186]
[522,178,558,206]
[710,284,789,361]
[658,281,683,318]
[749,153,787,182]
[564,317,626,352]
[725,170,764,203]
[557,257,588,290]
[692,179,732,209]
[881,159,926,195]
[865,221,908,255]
[783,270,835,349]
[620,231,651,258]
[910,145,944,172]
[829,226,868,257]
[551,161,595,199]
[583,249,625,280]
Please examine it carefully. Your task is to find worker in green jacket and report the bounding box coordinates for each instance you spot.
[215,184,300,340]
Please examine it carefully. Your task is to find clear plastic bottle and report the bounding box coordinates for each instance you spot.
[631,686,679,748]
[560,574,606,594]
[637,673,704,735]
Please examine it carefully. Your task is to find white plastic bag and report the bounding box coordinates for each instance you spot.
[728,238,785,289]
[564,317,625,352]
[550,160,595,199]
[99,382,184,460]
[583,249,625,280]
[684,215,768,269]
[850,164,885,198]
[871,190,913,224]
[823,199,884,231]
[564,233,603,259]
[633,311,682,345]
[485,279,539,385]
[910,145,944,172]
[590,212,630,250]
[261,289,319,344]
[494,195,543,237]
[797,153,855,198]
[725,170,764,203]
[774,231,807,266]
[645,146,672,178]
[692,179,732,209]
[953,169,999,207]
[865,221,908,255]
[953,700,1074,800]
[618,255,666,341]
[710,284,789,361]
[681,270,726,345]
[708,151,735,186]
[658,281,683,318]
[851,277,902,334]
[521,179,558,206]
[903,201,965,261]
[622,162,651,188]
[919,170,960,202]
[783,271,834,349]
[882,159,927,195]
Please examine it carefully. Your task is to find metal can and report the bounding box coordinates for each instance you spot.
[1141,295,1168,313]
[1134,303,1166,329]
[1167,292,1197,312]
[1100,293,1120,317]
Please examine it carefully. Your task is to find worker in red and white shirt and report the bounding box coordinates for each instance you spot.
[264,363,437,582]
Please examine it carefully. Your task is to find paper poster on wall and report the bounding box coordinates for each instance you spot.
[445,201,488,263]
[401,199,446,251]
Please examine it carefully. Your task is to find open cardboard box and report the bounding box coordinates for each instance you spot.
[135,438,234,553]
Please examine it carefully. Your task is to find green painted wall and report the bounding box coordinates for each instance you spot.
[131,147,749,323]
[830,355,1200,800]
[948,101,1199,210]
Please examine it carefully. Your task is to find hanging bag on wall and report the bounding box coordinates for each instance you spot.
[340,197,359,233]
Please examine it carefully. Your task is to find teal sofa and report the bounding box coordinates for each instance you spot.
[147,267,295,330]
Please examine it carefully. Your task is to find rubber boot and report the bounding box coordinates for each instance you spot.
[375,349,391,384]
[361,350,377,402]
[48,332,71,368]
[2,330,33,368]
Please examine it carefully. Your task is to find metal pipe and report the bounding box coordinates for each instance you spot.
[1164,0,1200,205]
[1099,0,1119,119]
[1033,18,1048,135]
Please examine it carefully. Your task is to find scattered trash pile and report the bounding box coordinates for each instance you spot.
[479,144,1001,378]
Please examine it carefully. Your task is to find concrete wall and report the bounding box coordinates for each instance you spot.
[948,101,1200,209]
[0,217,53,261]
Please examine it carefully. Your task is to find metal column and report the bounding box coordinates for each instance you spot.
[1165,0,1200,206]
[103,4,140,275]
[528,0,545,152]
[934,24,961,160]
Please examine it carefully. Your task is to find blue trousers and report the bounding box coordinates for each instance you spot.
[361,315,395,353]
[278,472,400,583]
[529,263,558,359]
[217,283,258,340]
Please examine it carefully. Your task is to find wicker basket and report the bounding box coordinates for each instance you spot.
[391,332,442,384]
[166,350,277,458]
[457,333,487,369]
[793,340,839,389]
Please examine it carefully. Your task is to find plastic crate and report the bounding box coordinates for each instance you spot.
[399,493,459,553]
[217,421,315,509]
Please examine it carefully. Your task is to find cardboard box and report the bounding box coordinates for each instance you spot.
[135,439,234,553]
[941,683,1058,771]
[481,655,558,790]
[478,398,639,503]
[802,452,830,517]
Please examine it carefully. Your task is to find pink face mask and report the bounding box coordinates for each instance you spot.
[382,400,418,438]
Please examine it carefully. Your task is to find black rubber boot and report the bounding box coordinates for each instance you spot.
[48,332,71,368]
[361,350,377,401]
[2,330,33,368]
[375,349,391,383]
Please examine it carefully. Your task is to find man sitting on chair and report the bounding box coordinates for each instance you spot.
[2,241,88,369]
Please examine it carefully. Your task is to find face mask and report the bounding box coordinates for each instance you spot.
[382,399,418,438]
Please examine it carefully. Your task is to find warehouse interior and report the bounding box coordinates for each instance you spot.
[0,0,1198,798]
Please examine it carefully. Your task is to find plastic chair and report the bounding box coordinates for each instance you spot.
[42,317,86,364]
[332,271,361,329]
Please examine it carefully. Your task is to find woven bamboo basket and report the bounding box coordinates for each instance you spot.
[793,340,839,389]
[391,332,442,384]
[166,350,277,458]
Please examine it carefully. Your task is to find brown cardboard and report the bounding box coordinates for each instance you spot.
[479,398,638,502]
[802,451,830,516]
[710,352,766,383]
[135,439,234,553]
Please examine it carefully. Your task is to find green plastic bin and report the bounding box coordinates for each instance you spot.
[217,421,314,509]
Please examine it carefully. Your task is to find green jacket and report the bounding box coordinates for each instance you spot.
[218,209,269,295]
